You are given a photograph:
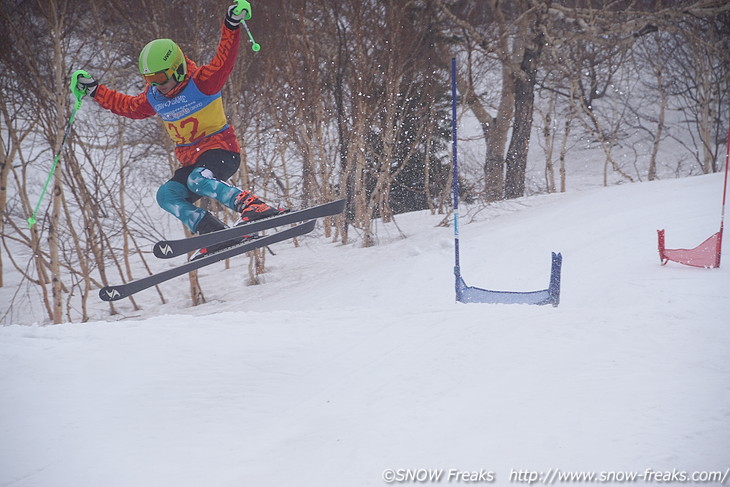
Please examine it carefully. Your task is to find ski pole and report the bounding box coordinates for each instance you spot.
[27,70,89,228]
[242,19,261,52]
[234,0,260,52]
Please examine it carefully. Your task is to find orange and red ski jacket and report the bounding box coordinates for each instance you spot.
[93,23,242,167]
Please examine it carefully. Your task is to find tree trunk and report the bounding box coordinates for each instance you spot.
[648,69,667,181]
[504,2,549,200]
[0,133,8,288]
[50,0,65,324]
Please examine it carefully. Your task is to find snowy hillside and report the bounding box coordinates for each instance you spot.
[1,173,729,486]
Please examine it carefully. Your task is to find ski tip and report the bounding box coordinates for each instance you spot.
[99,286,123,302]
[154,241,175,259]
[330,198,347,212]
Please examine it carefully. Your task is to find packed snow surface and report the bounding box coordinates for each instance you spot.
[2,174,729,486]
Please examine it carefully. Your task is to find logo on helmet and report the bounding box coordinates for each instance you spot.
[163,49,172,61]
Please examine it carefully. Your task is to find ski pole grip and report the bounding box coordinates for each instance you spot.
[233,0,252,20]
[70,69,90,107]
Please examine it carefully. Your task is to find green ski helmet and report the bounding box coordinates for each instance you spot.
[139,39,187,86]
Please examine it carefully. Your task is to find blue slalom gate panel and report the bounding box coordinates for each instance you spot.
[455,253,562,307]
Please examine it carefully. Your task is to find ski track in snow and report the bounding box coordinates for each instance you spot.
[1,174,729,486]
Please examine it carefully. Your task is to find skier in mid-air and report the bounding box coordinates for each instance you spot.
[75,1,283,259]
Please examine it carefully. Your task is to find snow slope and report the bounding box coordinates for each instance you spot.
[1,174,729,486]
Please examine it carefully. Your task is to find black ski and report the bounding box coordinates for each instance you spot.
[154,198,346,259]
[99,220,316,302]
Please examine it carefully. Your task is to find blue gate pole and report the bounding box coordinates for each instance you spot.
[452,58,462,302]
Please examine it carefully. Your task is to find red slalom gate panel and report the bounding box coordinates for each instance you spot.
[657,229,722,268]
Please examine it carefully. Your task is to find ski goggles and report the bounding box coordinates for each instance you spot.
[143,67,175,86]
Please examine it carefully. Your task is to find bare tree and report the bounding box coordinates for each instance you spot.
[434,0,517,202]
[660,13,729,174]
[504,0,553,199]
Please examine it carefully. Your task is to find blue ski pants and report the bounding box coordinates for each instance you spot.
[156,149,242,232]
